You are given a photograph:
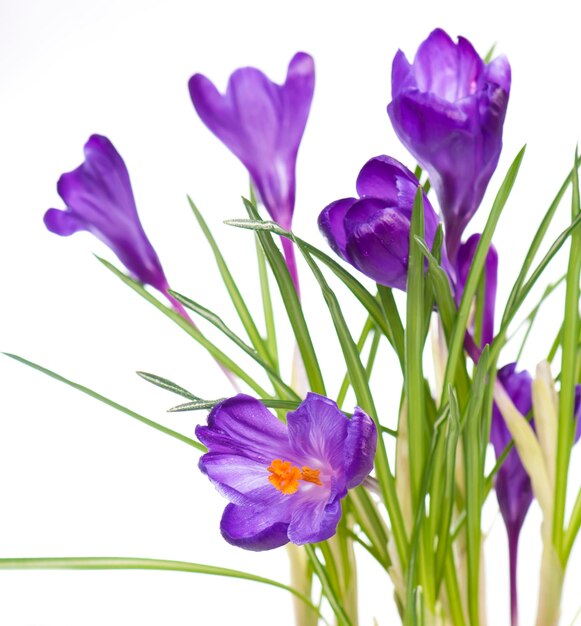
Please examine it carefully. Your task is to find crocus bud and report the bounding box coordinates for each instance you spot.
[189,54,314,294]
[44,135,191,319]
[455,234,498,348]
[387,29,511,259]
[318,155,440,291]
[44,135,169,293]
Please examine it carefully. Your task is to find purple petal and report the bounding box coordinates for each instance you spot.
[387,29,510,259]
[355,155,416,205]
[198,454,276,506]
[220,502,291,551]
[344,407,377,489]
[287,393,348,470]
[196,394,288,465]
[287,489,343,545]
[45,135,168,291]
[491,363,534,535]
[455,234,498,347]
[318,197,357,261]
[189,53,314,229]
[344,198,411,290]
[575,385,581,443]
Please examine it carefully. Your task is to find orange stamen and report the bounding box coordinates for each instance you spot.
[267,459,323,495]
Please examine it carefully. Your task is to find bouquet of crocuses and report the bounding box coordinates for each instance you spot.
[4,27,581,626]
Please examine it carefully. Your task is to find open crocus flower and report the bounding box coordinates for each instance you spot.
[454,233,498,349]
[387,29,511,259]
[318,155,442,291]
[196,393,377,551]
[189,53,315,290]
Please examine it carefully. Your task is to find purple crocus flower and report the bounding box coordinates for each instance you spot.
[492,366,581,626]
[196,392,376,550]
[44,135,188,317]
[189,53,315,292]
[387,29,511,259]
[318,155,441,291]
[455,233,498,348]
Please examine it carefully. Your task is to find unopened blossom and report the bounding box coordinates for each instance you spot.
[454,233,498,348]
[318,155,441,291]
[387,29,511,258]
[196,393,376,550]
[189,53,315,290]
[44,135,188,316]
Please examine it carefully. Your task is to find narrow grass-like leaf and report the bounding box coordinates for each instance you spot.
[337,316,374,407]
[169,290,299,402]
[553,148,581,555]
[377,285,405,367]
[225,216,403,361]
[501,154,581,330]
[239,200,327,395]
[188,197,273,366]
[348,488,391,567]
[169,398,299,413]
[513,276,566,362]
[564,488,581,561]
[406,188,427,505]
[442,146,526,405]
[304,545,353,626]
[295,239,409,571]
[4,353,204,451]
[0,556,324,620]
[136,371,198,400]
[97,257,270,399]
[256,235,279,369]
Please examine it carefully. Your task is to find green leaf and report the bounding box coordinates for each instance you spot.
[240,200,327,395]
[169,290,300,402]
[4,353,204,451]
[501,153,581,330]
[294,238,409,572]
[405,188,427,505]
[256,235,279,370]
[0,556,325,621]
[553,148,581,556]
[169,398,299,413]
[188,197,273,367]
[136,371,199,400]
[462,346,490,626]
[97,256,271,399]
[442,146,526,405]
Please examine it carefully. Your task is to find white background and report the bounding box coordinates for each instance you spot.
[1,0,580,624]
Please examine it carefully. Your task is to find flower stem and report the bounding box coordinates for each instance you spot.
[508,530,519,626]
[281,235,301,298]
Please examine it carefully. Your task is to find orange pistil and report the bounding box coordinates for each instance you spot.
[268,459,323,495]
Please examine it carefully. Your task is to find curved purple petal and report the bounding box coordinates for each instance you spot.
[355,155,415,205]
[287,393,348,470]
[455,234,498,347]
[344,407,377,489]
[491,363,534,535]
[317,197,357,261]
[196,394,288,464]
[287,490,343,545]
[388,29,510,259]
[220,502,291,551]
[44,135,168,292]
[189,53,314,229]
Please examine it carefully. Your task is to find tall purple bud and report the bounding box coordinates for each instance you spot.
[188,53,315,293]
[44,134,189,319]
[318,155,443,290]
[387,29,511,259]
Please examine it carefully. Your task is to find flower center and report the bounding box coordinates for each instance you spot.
[267,459,323,495]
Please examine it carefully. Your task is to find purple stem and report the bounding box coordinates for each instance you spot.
[281,235,301,299]
[508,528,520,626]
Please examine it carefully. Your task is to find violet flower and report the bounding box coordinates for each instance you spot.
[454,233,498,348]
[492,365,581,626]
[387,29,511,259]
[44,135,189,317]
[318,155,441,291]
[196,392,376,550]
[188,53,315,291]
